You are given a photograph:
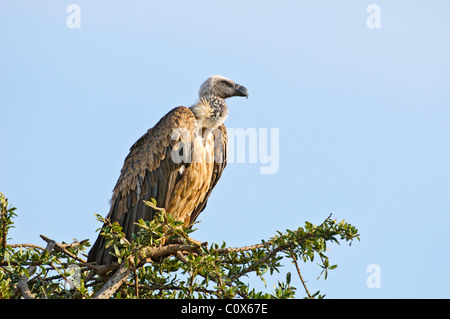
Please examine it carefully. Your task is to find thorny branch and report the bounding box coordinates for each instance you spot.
[15,238,56,299]
[1,194,359,299]
[6,233,298,298]
[289,248,312,299]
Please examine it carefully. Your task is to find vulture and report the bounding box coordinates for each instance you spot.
[88,75,248,265]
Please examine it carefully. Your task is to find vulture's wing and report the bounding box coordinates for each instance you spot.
[88,106,197,265]
[188,124,228,226]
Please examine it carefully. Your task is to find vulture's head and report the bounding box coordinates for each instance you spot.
[191,75,248,129]
[199,75,248,100]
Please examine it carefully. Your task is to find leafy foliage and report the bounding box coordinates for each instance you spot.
[0,192,359,299]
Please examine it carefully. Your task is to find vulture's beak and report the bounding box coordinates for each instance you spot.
[234,83,249,99]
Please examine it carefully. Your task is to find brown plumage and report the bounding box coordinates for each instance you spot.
[88,75,248,265]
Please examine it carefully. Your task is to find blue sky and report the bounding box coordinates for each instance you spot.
[1,1,450,298]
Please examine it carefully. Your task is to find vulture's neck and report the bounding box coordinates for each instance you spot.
[189,96,228,129]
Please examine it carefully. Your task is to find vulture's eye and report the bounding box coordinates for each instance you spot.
[222,80,232,87]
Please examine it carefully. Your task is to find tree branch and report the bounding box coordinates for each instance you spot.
[9,243,46,250]
[93,244,200,299]
[93,261,132,299]
[213,242,270,254]
[16,238,56,299]
[40,235,87,263]
[289,248,312,298]
[17,274,35,299]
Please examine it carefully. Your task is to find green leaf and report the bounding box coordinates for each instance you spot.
[260,276,267,287]
[113,244,120,257]
[286,272,291,285]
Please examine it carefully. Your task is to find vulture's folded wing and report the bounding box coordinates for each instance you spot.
[88,106,197,265]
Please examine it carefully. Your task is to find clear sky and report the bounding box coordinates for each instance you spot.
[1,1,450,298]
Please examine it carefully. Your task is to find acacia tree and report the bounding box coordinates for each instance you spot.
[0,192,359,299]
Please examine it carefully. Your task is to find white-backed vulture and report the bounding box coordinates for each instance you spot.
[88,75,248,265]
